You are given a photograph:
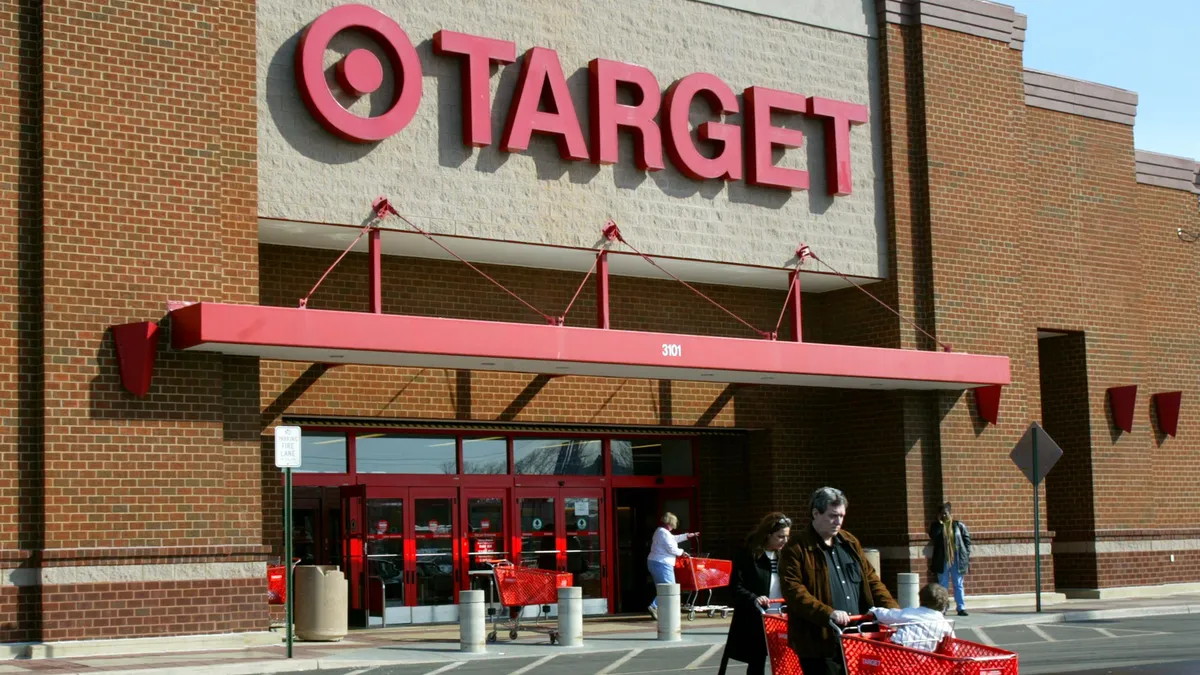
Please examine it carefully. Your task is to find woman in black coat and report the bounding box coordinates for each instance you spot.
[721,512,792,675]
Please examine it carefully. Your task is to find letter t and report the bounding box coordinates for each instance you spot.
[433,30,517,147]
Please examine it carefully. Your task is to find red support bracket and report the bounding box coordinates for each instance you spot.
[368,228,382,313]
[974,384,1002,425]
[112,321,160,398]
[597,250,610,329]
[787,269,802,342]
[1107,384,1138,433]
[1152,391,1182,437]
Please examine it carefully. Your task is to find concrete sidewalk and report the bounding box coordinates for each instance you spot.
[6,593,1200,675]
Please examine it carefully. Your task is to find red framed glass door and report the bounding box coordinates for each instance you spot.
[515,489,559,571]
[515,488,609,613]
[347,486,460,625]
[461,488,509,596]
[562,489,607,606]
[410,487,459,622]
[362,487,408,626]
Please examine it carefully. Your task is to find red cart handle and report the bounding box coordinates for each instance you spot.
[829,613,876,634]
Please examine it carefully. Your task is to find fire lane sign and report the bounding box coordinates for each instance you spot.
[275,426,302,468]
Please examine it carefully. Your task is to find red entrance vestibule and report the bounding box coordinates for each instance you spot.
[291,430,701,625]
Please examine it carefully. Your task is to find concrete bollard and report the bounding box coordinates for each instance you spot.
[656,583,681,642]
[459,589,486,653]
[557,586,583,647]
[863,549,881,576]
[897,572,920,608]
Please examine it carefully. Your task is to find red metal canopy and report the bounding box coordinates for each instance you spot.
[168,303,1009,391]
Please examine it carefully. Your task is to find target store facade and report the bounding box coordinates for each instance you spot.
[1,0,1198,646]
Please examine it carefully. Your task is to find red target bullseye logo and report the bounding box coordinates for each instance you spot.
[295,4,423,143]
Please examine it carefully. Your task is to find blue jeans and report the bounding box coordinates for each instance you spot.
[647,560,675,609]
[939,562,965,610]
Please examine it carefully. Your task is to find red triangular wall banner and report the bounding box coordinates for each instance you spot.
[1152,391,1182,437]
[974,385,1002,425]
[1107,385,1138,433]
[112,321,160,398]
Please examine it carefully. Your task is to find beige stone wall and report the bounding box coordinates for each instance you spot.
[258,0,887,278]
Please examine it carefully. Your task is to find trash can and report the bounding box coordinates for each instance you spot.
[294,565,348,641]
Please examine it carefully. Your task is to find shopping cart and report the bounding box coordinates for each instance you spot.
[488,560,573,644]
[675,554,733,620]
[762,606,1020,675]
[266,558,300,605]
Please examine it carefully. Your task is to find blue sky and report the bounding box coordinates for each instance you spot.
[1006,0,1198,161]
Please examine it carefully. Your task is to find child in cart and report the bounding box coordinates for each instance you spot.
[868,582,955,651]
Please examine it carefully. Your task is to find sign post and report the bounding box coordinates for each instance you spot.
[1009,422,1062,613]
[274,426,302,657]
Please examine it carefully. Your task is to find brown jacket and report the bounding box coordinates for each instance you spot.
[779,524,898,658]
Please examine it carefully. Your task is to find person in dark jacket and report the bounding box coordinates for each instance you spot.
[929,502,972,615]
[780,487,898,675]
[721,511,792,675]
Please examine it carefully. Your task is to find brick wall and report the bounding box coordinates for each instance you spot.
[0,0,270,641]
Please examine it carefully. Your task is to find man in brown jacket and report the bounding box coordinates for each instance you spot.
[780,487,898,675]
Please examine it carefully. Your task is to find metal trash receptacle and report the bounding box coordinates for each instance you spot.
[294,565,348,641]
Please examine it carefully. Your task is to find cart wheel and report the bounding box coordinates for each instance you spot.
[549,632,558,645]
[721,610,729,619]
[708,609,716,618]
[509,629,519,640]
[688,610,696,621]
[487,632,497,643]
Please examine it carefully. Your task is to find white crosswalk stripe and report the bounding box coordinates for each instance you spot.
[508,654,557,675]
[686,644,724,669]
[595,648,643,675]
[1027,624,1057,642]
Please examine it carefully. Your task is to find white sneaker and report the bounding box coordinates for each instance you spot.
[648,605,658,620]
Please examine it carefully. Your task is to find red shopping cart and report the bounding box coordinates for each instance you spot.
[675,554,733,620]
[762,607,1020,675]
[266,558,300,605]
[488,560,573,644]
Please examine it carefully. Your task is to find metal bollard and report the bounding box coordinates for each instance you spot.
[897,572,920,608]
[459,589,486,653]
[656,583,681,642]
[557,586,583,647]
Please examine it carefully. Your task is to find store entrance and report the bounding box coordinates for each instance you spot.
[341,485,460,626]
[290,430,706,625]
[614,487,695,614]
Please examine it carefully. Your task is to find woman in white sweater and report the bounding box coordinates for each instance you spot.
[646,512,698,618]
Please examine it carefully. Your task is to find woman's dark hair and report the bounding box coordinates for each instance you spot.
[745,511,792,558]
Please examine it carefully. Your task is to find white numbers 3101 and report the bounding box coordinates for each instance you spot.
[662,343,682,357]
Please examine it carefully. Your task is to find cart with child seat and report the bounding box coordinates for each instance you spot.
[488,560,573,644]
[675,553,733,620]
[761,604,1020,675]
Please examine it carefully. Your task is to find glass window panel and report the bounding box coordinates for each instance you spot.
[520,497,557,570]
[366,499,405,607]
[356,434,457,474]
[611,439,693,476]
[514,438,602,475]
[414,498,455,606]
[295,432,348,473]
[462,437,508,474]
[565,496,603,599]
[661,439,693,476]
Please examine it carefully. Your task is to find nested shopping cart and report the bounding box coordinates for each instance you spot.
[675,554,733,620]
[762,608,1020,675]
[488,560,573,644]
